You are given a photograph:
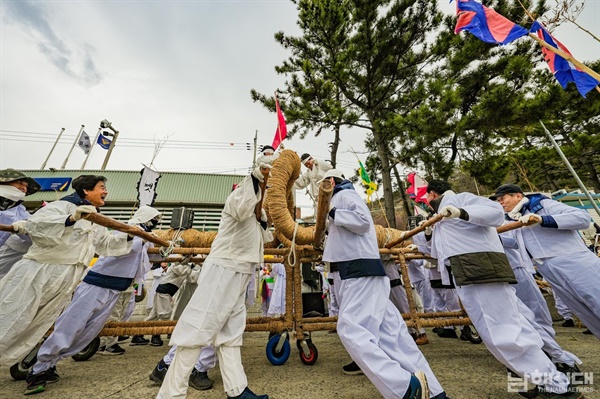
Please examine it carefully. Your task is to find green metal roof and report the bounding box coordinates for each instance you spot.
[21,169,246,207]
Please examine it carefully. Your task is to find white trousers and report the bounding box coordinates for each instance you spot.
[538,252,600,338]
[0,259,86,366]
[413,280,435,314]
[34,283,121,373]
[146,292,174,321]
[164,344,217,372]
[384,263,424,334]
[101,288,135,348]
[513,267,580,366]
[157,260,252,398]
[553,291,573,320]
[454,281,569,393]
[431,287,463,331]
[335,274,444,398]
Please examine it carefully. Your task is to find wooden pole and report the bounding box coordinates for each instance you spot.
[313,180,333,248]
[527,33,600,93]
[0,225,15,233]
[82,213,170,247]
[384,214,443,248]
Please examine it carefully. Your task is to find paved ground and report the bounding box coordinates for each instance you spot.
[0,322,597,399]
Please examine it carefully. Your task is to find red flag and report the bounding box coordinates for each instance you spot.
[406,172,429,204]
[271,96,287,150]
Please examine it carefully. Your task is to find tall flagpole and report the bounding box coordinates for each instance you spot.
[61,125,84,170]
[539,120,600,218]
[40,127,65,170]
[274,92,282,146]
[81,127,102,170]
[252,130,258,167]
[100,120,119,171]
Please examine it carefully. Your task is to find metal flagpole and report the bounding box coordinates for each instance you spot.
[81,127,102,170]
[252,130,258,167]
[40,127,65,170]
[100,119,119,171]
[539,120,600,218]
[61,125,84,170]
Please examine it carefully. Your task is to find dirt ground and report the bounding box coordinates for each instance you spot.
[0,319,597,399]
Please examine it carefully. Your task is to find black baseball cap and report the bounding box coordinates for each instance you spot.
[489,184,524,200]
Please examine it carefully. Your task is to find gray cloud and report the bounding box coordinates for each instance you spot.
[3,0,102,86]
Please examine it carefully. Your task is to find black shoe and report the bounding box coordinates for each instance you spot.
[227,386,268,399]
[432,327,443,334]
[189,369,213,390]
[45,367,59,384]
[518,386,539,399]
[437,329,458,339]
[561,319,575,328]
[24,372,47,395]
[342,361,364,375]
[97,345,106,353]
[103,344,126,355]
[149,359,168,384]
[537,390,586,398]
[507,367,520,378]
[117,335,130,342]
[582,329,592,335]
[431,392,452,399]
[130,335,150,346]
[150,335,164,347]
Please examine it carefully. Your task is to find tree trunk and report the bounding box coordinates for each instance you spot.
[329,125,341,168]
[585,162,600,191]
[393,164,412,219]
[371,120,396,229]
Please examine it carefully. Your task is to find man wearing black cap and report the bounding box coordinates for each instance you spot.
[492,183,600,339]
[295,153,332,215]
[426,180,579,399]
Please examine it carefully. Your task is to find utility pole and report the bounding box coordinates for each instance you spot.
[252,130,258,167]
[100,119,119,171]
[40,127,65,170]
[61,125,84,170]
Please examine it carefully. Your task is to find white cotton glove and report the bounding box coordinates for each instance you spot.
[418,220,432,235]
[406,244,418,251]
[439,205,461,219]
[72,205,97,221]
[518,214,542,226]
[11,220,28,234]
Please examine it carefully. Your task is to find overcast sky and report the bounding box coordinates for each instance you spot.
[1,0,598,213]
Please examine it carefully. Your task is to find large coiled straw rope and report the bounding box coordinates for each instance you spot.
[264,149,316,245]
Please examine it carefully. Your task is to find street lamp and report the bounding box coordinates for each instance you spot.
[100,119,120,170]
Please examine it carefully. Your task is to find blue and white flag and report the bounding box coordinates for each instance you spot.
[97,134,112,150]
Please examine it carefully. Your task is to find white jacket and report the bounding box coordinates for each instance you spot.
[430,192,505,285]
[323,185,379,262]
[23,200,130,266]
[519,199,591,259]
[209,175,272,265]
[90,235,153,280]
[294,158,333,201]
[499,225,536,274]
[0,205,30,247]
